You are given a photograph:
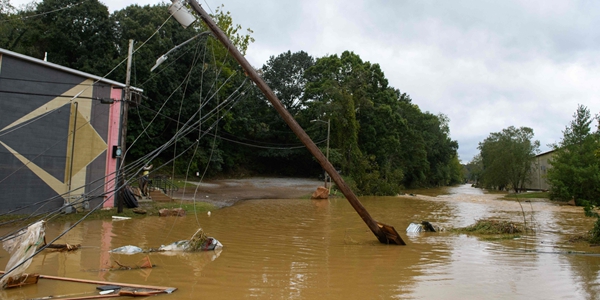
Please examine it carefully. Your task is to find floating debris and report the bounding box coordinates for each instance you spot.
[109,245,144,254]
[406,221,440,233]
[113,256,154,270]
[311,186,329,199]
[1,220,46,289]
[46,243,80,252]
[159,208,186,217]
[158,228,223,252]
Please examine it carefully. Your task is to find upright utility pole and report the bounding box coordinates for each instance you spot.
[188,0,404,245]
[116,39,134,213]
[323,119,330,189]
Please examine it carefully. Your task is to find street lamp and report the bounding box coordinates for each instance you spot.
[168,0,196,28]
[150,31,212,72]
[311,119,330,188]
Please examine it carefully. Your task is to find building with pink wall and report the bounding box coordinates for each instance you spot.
[0,48,142,213]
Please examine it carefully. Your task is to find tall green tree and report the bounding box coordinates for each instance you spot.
[35,0,117,75]
[464,154,484,185]
[304,51,364,180]
[262,50,314,115]
[0,1,39,56]
[478,126,540,192]
[304,51,458,194]
[232,50,318,176]
[547,105,600,203]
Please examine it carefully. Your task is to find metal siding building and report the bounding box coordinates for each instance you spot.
[0,48,135,213]
[525,150,555,191]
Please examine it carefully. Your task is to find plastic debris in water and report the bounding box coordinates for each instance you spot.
[109,245,144,254]
[1,220,46,289]
[406,223,424,233]
[158,228,223,252]
[406,221,439,233]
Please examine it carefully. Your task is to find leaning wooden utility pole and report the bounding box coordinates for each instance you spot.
[188,0,405,245]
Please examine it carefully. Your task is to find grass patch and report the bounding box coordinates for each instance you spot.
[504,192,549,199]
[452,219,525,235]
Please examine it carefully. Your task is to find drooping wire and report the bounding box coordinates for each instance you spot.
[0,0,85,23]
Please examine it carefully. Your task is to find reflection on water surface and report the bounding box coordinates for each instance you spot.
[1,184,599,299]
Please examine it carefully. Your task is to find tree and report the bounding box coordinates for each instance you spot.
[547,105,600,203]
[0,1,39,56]
[478,126,540,192]
[464,154,484,185]
[34,0,118,75]
[303,51,459,194]
[261,50,314,115]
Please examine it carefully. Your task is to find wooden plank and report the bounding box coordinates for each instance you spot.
[0,271,176,291]
[5,273,39,288]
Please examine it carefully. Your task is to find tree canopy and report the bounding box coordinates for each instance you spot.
[547,105,600,203]
[478,126,540,192]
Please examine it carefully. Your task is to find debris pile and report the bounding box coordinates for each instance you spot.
[311,186,329,199]
[159,228,223,251]
[109,228,222,254]
[159,208,186,217]
[460,219,523,234]
[1,221,46,289]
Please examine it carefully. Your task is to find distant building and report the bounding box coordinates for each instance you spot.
[0,48,140,213]
[525,149,555,191]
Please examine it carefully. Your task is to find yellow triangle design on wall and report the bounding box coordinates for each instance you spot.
[0,141,66,195]
[1,79,94,132]
[65,109,107,189]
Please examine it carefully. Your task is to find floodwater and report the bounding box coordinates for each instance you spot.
[1,184,599,299]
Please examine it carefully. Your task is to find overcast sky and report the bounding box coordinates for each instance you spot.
[11,0,600,162]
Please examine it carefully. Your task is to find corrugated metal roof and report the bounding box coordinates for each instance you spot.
[0,47,143,92]
[536,149,556,157]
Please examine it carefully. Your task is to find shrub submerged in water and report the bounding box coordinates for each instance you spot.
[457,219,523,234]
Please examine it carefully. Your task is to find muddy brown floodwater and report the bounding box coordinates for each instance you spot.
[1,183,600,299]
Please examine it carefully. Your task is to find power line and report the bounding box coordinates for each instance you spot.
[0,89,115,101]
[135,101,323,149]
[0,76,97,86]
[0,1,85,23]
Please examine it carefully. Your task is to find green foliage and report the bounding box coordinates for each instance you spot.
[478,126,540,192]
[2,2,460,195]
[546,105,600,203]
[464,154,484,184]
[303,51,458,194]
[580,200,600,244]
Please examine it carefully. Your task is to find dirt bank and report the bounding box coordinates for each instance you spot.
[170,177,324,207]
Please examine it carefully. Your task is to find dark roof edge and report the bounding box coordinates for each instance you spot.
[537,149,556,157]
[0,48,143,93]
